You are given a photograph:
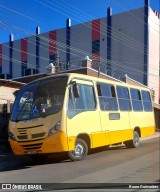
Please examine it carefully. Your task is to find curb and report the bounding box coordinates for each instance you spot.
[141,132,160,141]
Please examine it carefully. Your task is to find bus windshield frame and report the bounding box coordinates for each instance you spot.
[11,76,68,122]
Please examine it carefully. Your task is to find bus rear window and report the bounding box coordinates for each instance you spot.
[141,90,152,111]
[130,88,143,111]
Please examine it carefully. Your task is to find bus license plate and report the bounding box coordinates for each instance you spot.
[28,150,37,155]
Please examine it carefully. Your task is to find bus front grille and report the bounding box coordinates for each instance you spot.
[21,143,43,150]
[17,124,44,130]
[17,132,46,141]
[31,133,46,139]
[17,135,28,140]
[17,125,46,141]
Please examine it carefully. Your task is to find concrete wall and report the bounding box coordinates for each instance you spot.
[100,17,107,67]
[39,32,49,73]
[154,106,160,130]
[70,21,92,62]
[57,28,66,62]
[0,85,20,146]
[2,42,10,75]
[111,8,145,82]
[27,36,36,70]
[12,39,21,78]
[0,86,18,105]
[148,8,160,104]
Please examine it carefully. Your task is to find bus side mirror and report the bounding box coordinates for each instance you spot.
[73,83,79,98]
[13,90,19,97]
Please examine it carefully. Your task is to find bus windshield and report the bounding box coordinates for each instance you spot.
[11,76,68,122]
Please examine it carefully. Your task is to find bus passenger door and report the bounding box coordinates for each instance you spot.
[99,110,122,145]
[97,84,131,145]
[66,79,101,150]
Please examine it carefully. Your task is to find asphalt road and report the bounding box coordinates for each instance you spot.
[0,134,159,192]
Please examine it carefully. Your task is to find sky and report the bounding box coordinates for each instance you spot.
[0,0,159,43]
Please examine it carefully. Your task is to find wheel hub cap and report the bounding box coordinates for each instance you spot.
[74,144,84,157]
[134,134,139,145]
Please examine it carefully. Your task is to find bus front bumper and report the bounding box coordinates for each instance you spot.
[9,131,69,155]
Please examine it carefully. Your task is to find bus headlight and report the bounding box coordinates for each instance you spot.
[48,121,61,136]
[8,130,16,141]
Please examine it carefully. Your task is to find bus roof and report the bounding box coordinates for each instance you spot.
[24,72,151,92]
[67,73,151,91]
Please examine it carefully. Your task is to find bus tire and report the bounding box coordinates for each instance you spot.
[68,138,88,161]
[125,131,140,148]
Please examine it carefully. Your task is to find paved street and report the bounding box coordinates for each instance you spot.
[0,133,159,191]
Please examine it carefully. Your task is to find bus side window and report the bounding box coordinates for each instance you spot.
[68,84,96,111]
[116,86,132,111]
[130,88,143,111]
[97,83,118,111]
[141,90,152,111]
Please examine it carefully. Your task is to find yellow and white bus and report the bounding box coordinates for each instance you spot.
[9,73,155,161]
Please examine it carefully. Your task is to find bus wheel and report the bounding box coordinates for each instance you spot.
[68,138,88,161]
[125,131,140,148]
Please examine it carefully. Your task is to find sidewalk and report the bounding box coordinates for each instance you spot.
[141,131,160,141]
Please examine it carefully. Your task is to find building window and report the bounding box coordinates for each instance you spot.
[24,68,38,76]
[97,83,118,111]
[92,40,100,53]
[141,90,152,111]
[49,54,55,63]
[130,88,143,111]
[21,61,27,76]
[116,86,132,111]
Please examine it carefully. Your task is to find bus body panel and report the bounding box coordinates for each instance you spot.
[129,111,155,137]
[140,126,155,137]
[66,78,102,150]
[9,111,69,155]
[99,111,132,145]
[67,110,102,150]
[9,130,68,155]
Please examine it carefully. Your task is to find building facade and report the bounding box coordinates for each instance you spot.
[0,0,159,104]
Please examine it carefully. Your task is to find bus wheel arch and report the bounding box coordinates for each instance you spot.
[125,127,140,148]
[68,133,90,161]
[77,133,91,149]
[134,127,141,138]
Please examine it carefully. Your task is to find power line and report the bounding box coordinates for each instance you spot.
[0,20,158,77]
[0,2,159,81]
[33,0,158,56]
[1,45,159,80]
[0,0,157,56]
[111,0,159,33]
